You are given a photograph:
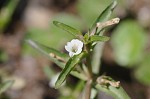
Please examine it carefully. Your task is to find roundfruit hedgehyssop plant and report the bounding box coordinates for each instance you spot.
[27,0,131,99]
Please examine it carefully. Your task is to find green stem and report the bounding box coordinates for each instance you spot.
[86,44,93,78]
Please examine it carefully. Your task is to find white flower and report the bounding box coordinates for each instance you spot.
[65,39,83,57]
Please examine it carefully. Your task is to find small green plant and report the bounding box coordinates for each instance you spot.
[27,0,130,99]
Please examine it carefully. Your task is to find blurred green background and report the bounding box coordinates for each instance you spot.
[0,0,150,99]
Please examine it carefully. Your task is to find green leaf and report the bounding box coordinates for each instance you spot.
[89,35,110,43]
[26,40,87,81]
[92,42,104,74]
[50,13,83,31]
[111,20,147,67]
[95,76,130,99]
[0,0,19,30]
[134,53,150,85]
[23,27,73,55]
[90,0,117,34]
[55,52,87,89]
[91,0,117,74]
[77,0,112,28]
[53,21,82,38]
[91,30,106,74]
[0,80,14,94]
[26,40,67,68]
[96,84,130,99]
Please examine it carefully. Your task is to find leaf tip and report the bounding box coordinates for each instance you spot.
[112,0,118,9]
[54,81,60,89]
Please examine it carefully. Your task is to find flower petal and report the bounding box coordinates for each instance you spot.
[65,39,83,57]
[69,52,74,57]
[65,42,72,52]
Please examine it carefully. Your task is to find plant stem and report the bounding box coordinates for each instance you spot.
[86,44,93,78]
[83,43,93,99]
[84,80,92,99]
